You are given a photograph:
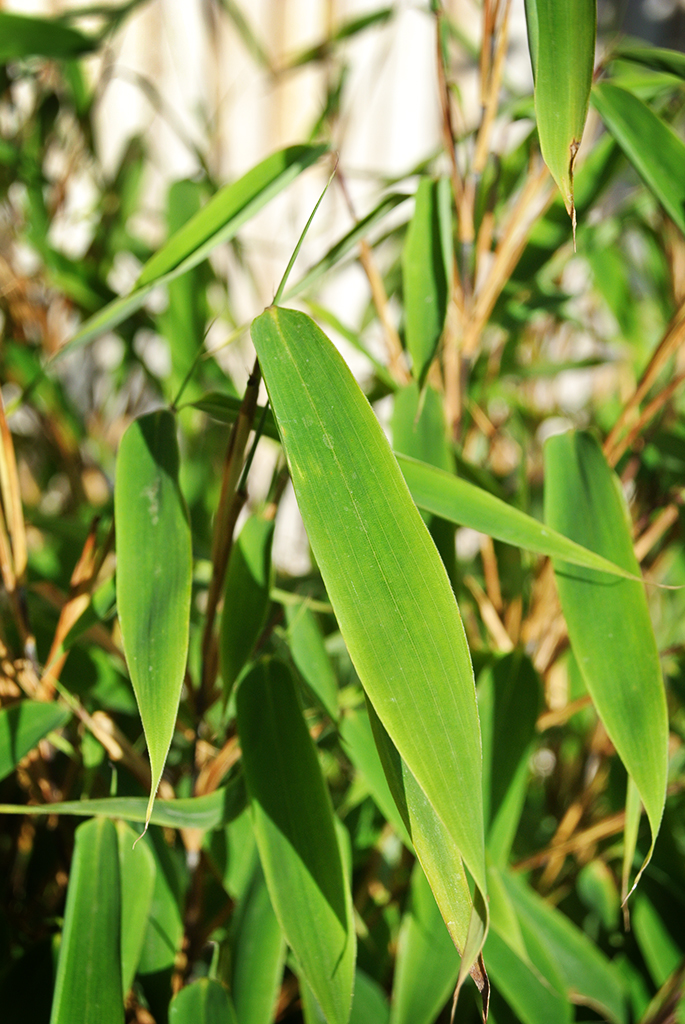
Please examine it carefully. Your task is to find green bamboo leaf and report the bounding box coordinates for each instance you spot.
[0,11,98,61]
[229,862,286,1024]
[301,969,390,1024]
[50,818,123,1024]
[479,653,539,866]
[545,431,668,891]
[170,979,238,1024]
[220,514,274,699]
[0,777,247,829]
[251,307,488,963]
[611,41,685,81]
[115,822,156,995]
[0,701,70,782]
[591,82,685,237]
[397,453,639,580]
[525,0,596,225]
[483,929,571,1024]
[236,659,355,1024]
[137,826,186,976]
[115,410,192,830]
[186,393,280,439]
[285,603,339,720]
[64,145,327,353]
[500,868,628,1023]
[389,864,459,1024]
[402,178,450,387]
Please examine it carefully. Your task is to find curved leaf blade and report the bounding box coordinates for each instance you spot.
[0,11,98,61]
[116,822,156,995]
[115,410,192,828]
[50,818,123,1024]
[544,431,668,890]
[251,307,488,960]
[65,145,327,353]
[236,659,355,1024]
[229,863,286,1024]
[591,81,685,237]
[525,0,596,222]
[0,701,70,783]
[169,979,238,1024]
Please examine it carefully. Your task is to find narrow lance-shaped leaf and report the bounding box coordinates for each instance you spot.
[237,659,355,1024]
[228,862,286,1024]
[402,178,450,387]
[251,307,488,967]
[50,817,123,1024]
[525,0,596,228]
[115,410,192,830]
[169,979,238,1024]
[0,701,70,783]
[591,82,685,238]
[63,145,327,354]
[0,11,98,61]
[544,431,668,893]
[116,822,156,996]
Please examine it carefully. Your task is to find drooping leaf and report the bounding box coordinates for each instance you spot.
[544,431,668,890]
[611,41,685,82]
[50,818,123,1024]
[115,822,156,995]
[483,928,571,1024]
[478,653,539,866]
[525,0,596,223]
[229,862,286,1024]
[0,11,98,61]
[397,453,639,580]
[402,177,450,386]
[591,81,685,238]
[220,514,274,699]
[115,410,192,828]
[389,863,459,1024]
[0,701,70,783]
[137,827,186,976]
[64,145,327,352]
[500,868,628,1023]
[251,307,488,964]
[0,776,247,829]
[186,393,279,439]
[169,979,238,1024]
[236,659,355,1024]
[286,602,339,720]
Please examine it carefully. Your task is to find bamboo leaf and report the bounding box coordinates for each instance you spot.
[389,863,459,1024]
[397,453,639,580]
[286,603,339,720]
[0,11,98,61]
[483,929,571,1024]
[251,307,488,962]
[0,777,247,829]
[544,430,668,893]
[591,82,685,237]
[236,659,355,1024]
[115,410,192,830]
[525,0,596,224]
[0,701,70,783]
[229,862,286,1024]
[402,178,450,386]
[611,41,685,81]
[220,514,274,699]
[50,818,123,1024]
[137,827,185,976]
[169,979,238,1024]
[64,145,327,353]
[115,822,156,995]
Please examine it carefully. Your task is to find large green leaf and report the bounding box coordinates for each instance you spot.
[115,410,192,828]
[229,862,285,1024]
[525,0,596,222]
[220,514,274,699]
[389,864,459,1024]
[544,431,668,890]
[286,603,339,720]
[137,827,186,976]
[236,659,355,1024]
[116,822,156,995]
[402,178,450,387]
[251,307,488,959]
[65,145,327,352]
[0,701,70,783]
[500,868,628,1023]
[483,928,571,1024]
[0,777,247,829]
[397,453,639,580]
[591,82,685,237]
[50,818,123,1024]
[169,979,238,1024]
[0,11,98,61]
